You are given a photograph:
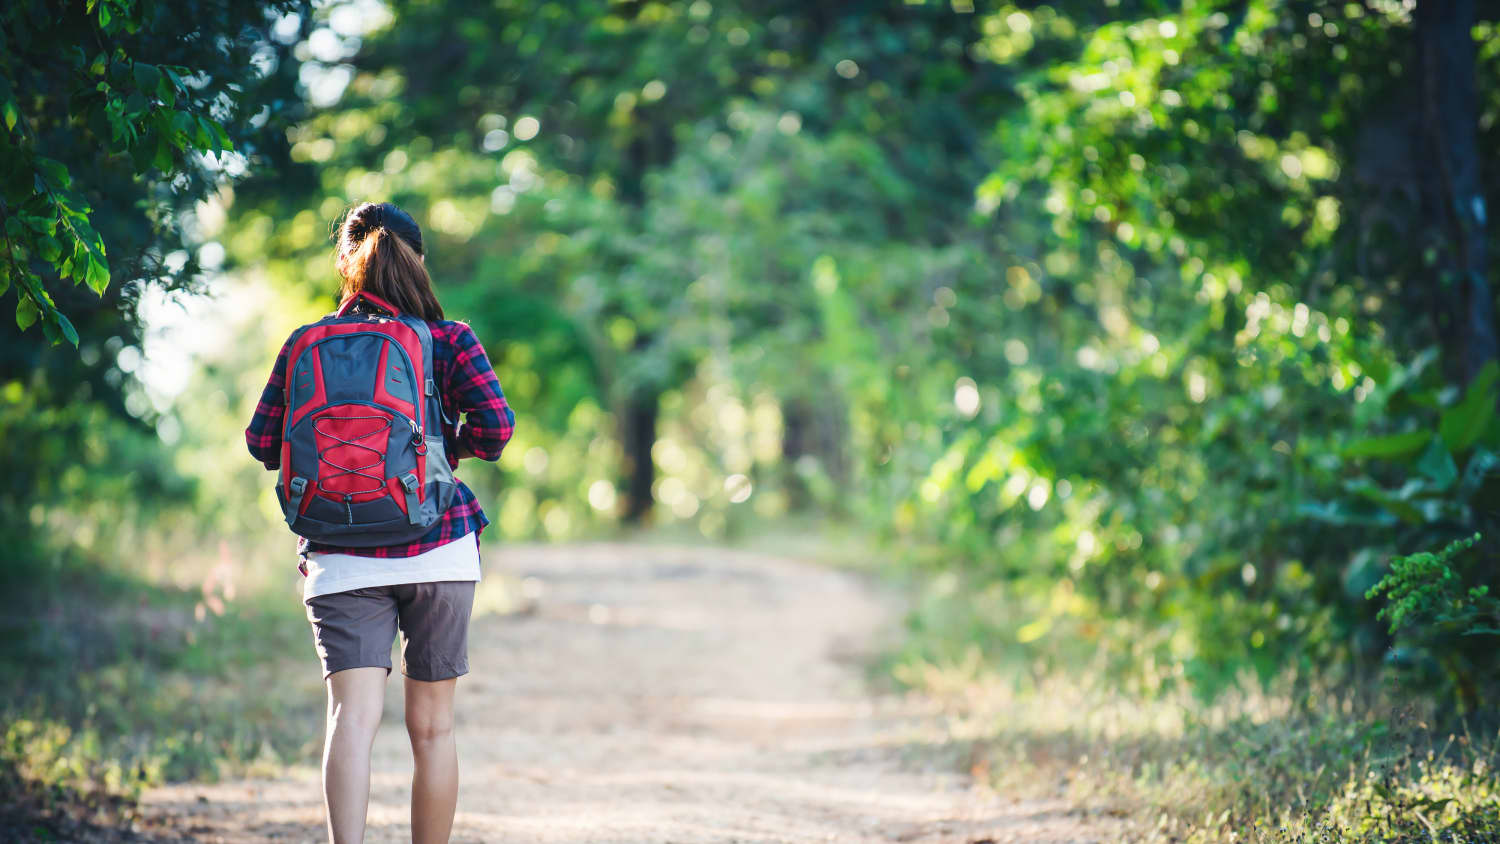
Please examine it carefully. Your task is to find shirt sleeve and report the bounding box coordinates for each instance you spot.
[245,335,291,470]
[445,322,515,461]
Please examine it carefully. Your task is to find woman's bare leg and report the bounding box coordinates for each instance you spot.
[404,675,459,844]
[322,666,388,843]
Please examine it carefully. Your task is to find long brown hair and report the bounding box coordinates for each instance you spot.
[334,202,444,320]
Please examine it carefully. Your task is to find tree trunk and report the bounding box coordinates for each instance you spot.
[779,391,851,511]
[781,398,812,507]
[620,386,659,523]
[1418,0,1496,382]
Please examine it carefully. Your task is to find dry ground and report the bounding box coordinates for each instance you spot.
[140,542,1118,843]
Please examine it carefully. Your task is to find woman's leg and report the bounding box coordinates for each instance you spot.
[404,675,459,844]
[323,666,388,843]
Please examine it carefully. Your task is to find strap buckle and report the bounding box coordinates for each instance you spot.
[400,472,423,525]
[283,475,310,529]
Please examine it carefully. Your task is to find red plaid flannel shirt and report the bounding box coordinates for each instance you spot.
[245,315,514,563]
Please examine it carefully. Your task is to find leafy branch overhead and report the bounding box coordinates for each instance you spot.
[0,0,302,346]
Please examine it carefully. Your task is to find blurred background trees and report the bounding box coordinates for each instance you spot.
[6,0,1500,719]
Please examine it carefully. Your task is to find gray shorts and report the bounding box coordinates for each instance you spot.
[304,581,475,682]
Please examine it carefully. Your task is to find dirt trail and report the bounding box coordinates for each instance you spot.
[142,542,1113,843]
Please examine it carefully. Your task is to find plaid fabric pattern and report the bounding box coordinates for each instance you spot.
[246,313,514,563]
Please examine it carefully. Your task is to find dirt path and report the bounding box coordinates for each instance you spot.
[141,542,1113,843]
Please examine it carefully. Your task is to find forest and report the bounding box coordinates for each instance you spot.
[4,0,1500,840]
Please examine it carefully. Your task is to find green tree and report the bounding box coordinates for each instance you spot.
[871,0,1500,697]
[1,0,310,344]
[0,0,306,562]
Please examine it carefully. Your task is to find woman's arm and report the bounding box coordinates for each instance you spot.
[444,322,515,462]
[245,337,291,469]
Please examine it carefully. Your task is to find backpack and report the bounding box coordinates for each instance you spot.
[275,290,456,546]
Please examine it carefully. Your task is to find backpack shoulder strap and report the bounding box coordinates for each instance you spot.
[398,315,443,433]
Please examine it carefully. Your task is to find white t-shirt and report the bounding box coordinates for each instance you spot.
[301,532,482,601]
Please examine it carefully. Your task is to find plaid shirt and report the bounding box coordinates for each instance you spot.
[245,314,514,563]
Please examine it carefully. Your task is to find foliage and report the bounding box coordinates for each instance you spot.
[789,0,1500,707]
[1366,533,1500,712]
[0,0,308,345]
[0,0,311,581]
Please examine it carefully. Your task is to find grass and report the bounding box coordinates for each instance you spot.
[0,528,538,840]
[0,540,323,838]
[877,573,1500,843]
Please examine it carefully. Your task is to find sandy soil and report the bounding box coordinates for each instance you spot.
[139,542,1116,843]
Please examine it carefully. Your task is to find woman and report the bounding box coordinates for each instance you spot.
[245,201,514,843]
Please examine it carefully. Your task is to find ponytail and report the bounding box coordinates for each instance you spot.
[334,202,444,321]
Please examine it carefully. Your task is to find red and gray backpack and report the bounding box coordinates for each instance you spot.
[276,291,456,546]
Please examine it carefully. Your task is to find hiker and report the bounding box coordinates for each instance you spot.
[245,201,514,843]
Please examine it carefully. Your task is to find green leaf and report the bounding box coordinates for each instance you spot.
[192,116,213,148]
[1440,360,1499,452]
[34,157,70,190]
[1415,438,1459,489]
[37,235,61,263]
[39,314,60,345]
[171,110,195,142]
[84,254,110,294]
[210,119,233,151]
[16,294,39,330]
[1341,431,1431,460]
[53,310,79,347]
[56,189,93,220]
[67,240,92,284]
[135,65,164,99]
[129,138,153,172]
[76,225,107,262]
[2,100,16,132]
[1345,480,1425,524]
[152,136,173,170]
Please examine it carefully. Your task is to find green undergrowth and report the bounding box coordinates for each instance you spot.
[884,573,1500,843]
[0,543,322,835]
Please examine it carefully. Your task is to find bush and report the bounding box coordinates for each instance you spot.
[1366,534,1500,713]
